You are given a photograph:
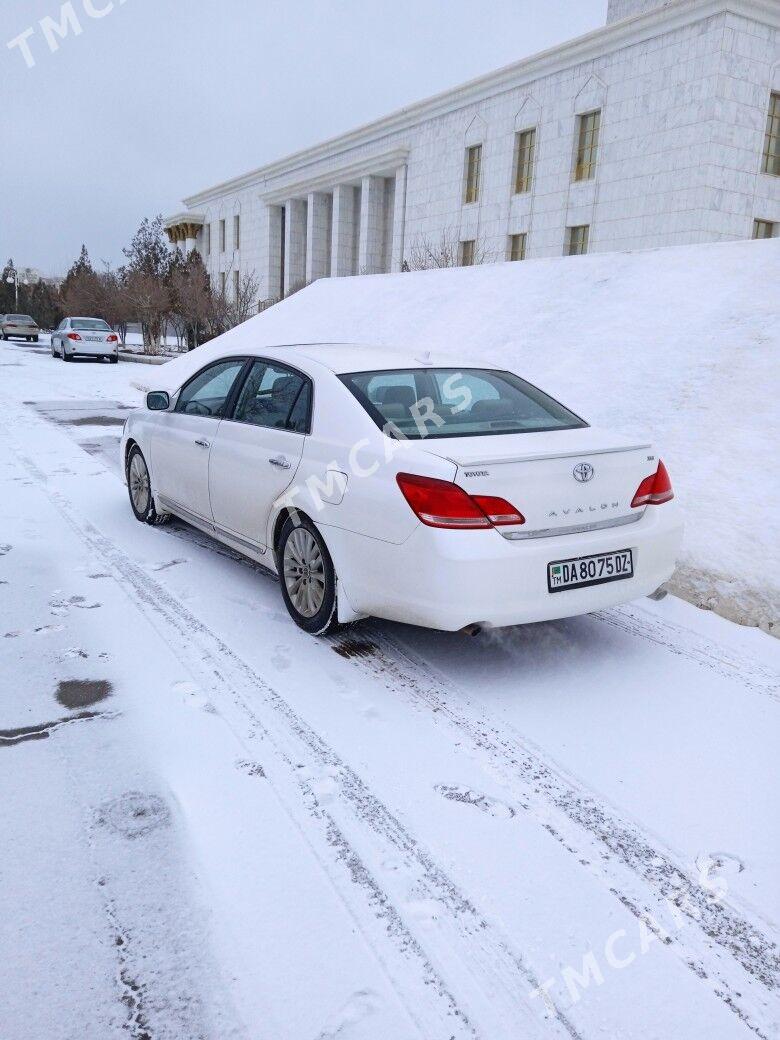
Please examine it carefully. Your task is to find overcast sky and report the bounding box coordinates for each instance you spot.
[1,0,605,276]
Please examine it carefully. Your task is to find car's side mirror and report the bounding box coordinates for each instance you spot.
[146,391,170,411]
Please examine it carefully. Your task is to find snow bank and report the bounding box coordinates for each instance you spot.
[158,238,780,633]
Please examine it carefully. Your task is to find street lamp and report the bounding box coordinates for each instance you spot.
[5,268,28,309]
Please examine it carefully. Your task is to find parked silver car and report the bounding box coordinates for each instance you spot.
[51,317,120,363]
[1,314,39,342]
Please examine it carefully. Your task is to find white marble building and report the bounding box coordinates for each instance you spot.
[164,0,780,306]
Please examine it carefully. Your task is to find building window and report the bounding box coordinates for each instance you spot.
[763,93,780,176]
[205,223,211,256]
[753,219,775,239]
[514,129,536,194]
[574,110,601,182]
[234,214,241,251]
[220,271,226,295]
[508,233,527,261]
[233,269,240,302]
[219,219,226,253]
[460,239,476,266]
[463,144,482,204]
[566,225,590,256]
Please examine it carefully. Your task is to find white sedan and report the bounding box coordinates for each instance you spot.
[120,343,683,635]
[51,317,120,362]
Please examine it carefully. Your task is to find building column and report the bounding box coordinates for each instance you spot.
[358,175,386,275]
[184,224,198,255]
[306,192,332,282]
[390,166,407,272]
[331,185,356,277]
[284,198,307,295]
[264,205,284,301]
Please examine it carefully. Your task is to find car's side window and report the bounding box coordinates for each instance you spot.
[175,359,246,418]
[287,381,312,433]
[232,360,311,432]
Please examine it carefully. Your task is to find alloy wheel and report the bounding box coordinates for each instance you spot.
[283,526,326,618]
[128,452,151,516]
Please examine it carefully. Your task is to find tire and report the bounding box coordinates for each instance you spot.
[110,355,118,364]
[33,336,38,343]
[278,516,341,635]
[126,445,170,526]
[62,348,71,362]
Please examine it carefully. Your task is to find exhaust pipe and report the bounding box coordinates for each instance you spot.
[459,623,483,637]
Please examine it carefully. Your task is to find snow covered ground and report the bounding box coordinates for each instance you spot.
[1,341,779,1039]
[152,238,780,634]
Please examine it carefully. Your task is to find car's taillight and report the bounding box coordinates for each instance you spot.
[106,334,118,342]
[471,495,525,526]
[67,332,82,341]
[631,460,674,508]
[396,473,524,530]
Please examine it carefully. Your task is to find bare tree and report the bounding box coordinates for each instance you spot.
[208,265,262,336]
[123,271,170,354]
[405,227,494,271]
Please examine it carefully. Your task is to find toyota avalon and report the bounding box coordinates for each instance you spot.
[121,343,683,635]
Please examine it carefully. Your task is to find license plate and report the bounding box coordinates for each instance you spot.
[85,336,102,342]
[548,549,634,593]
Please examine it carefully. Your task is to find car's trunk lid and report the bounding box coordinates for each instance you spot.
[420,427,657,537]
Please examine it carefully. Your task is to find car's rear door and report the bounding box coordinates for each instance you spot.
[208,358,311,549]
[151,358,247,521]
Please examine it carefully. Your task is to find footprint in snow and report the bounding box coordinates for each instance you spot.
[271,645,291,670]
[61,647,89,660]
[315,989,382,1039]
[696,851,745,882]
[151,558,187,572]
[173,679,218,715]
[0,544,11,557]
[236,759,266,778]
[49,594,101,614]
[95,791,171,840]
[435,783,516,820]
[404,898,441,930]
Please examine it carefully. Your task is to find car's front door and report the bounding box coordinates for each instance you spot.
[152,358,247,521]
[208,359,311,548]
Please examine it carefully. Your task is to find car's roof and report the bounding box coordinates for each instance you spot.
[68,316,109,321]
[258,341,495,374]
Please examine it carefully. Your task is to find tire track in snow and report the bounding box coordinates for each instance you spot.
[354,626,780,1039]
[594,604,778,702]
[14,449,581,1040]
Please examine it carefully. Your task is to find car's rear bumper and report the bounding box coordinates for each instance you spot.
[3,329,38,337]
[67,343,118,356]
[322,503,683,631]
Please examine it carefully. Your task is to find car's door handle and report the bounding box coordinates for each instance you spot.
[268,455,291,469]
[195,438,210,448]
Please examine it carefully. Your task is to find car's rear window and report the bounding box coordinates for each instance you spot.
[7,314,35,323]
[339,368,587,440]
[71,319,111,331]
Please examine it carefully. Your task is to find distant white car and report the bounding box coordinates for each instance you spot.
[51,317,120,362]
[120,343,683,635]
[1,313,39,341]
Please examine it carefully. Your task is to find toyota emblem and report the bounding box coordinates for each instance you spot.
[573,462,594,483]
